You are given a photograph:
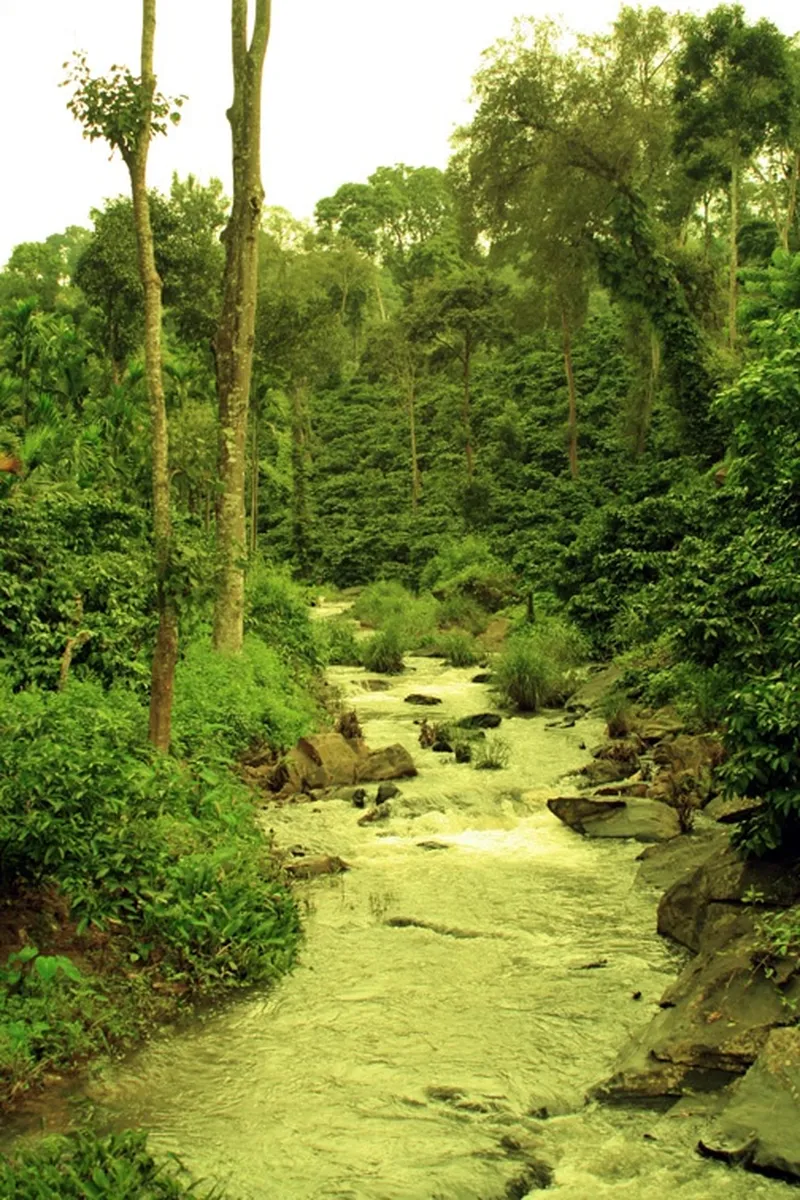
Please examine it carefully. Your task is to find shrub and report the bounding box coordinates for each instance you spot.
[171,635,316,763]
[601,686,634,738]
[246,562,321,670]
[472,734,511,770]
[317,617,362,666]
[419,535,515,612]
[360,625,405,674]
[436,630,480,667]
[0,1129,224,1198]
[351,580,439,648]
[437,593,489,635]
[495,618,588,712]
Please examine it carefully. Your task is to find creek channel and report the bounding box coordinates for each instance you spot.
[5,651,798,1199]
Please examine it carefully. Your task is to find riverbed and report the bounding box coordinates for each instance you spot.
[5,655,796,1198]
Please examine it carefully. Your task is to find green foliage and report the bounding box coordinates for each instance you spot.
[352,581,439,648]
[722,674,800,857]
[245,562,321,670]
[360,625,405,674]
[171,636,317,764]
[494,618,588,712]
[436,629,480,667]
[472,734,511,770]
[0,1129,223,1198]
[419,535,514,612]
[316,617,362,667]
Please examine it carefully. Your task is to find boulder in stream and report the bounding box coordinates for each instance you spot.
[356,743,417,782]
[657,843,800,953]
[404,693,442,706]
[458,712,502,729]
[698,1027,800,1181]
[285,854,350,879]
[548,796,680,842]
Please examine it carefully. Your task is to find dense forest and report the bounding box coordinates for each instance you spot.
[2,1,800,1192]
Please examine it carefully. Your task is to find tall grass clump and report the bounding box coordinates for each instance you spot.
[317,617,362,666]
[436,629,481,667]
[0,1129,224,1198]
[352,581,439,648]
[495,617,588,712]
[360,624,405,674]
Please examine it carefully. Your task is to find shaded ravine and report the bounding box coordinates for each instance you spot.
[4,657,796,1198]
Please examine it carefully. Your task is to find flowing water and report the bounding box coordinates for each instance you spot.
[4,653,796,1198]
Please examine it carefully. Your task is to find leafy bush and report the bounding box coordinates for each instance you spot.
[419,535,515,612]
[317,617,362,666]
[0,1129,223,1198]
[352,580,439,648]
[246,561,321,670]
[436,629,480,667]
[494,618,588,712]
[472,734,511,770]
[360,625,405,674]
[436,592,489,635]
[722,673,800,857]
[171,635,316,764]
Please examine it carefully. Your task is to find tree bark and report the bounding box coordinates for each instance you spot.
[462,334,474,481]
[728,148,740,350]
[290,379,311,574]
[562,309,579,480]
[125,0,178,751]
[407,377,421,512]
[213,0,272,653]
[249,405,259,554]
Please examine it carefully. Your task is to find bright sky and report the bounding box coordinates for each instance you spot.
[0,0,797,266]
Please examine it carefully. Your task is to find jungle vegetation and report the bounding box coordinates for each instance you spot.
[2,0,800,1190]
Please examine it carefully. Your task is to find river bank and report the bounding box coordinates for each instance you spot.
[4,648,796,1198]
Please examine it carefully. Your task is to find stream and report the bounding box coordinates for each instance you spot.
[4,652,797,1198]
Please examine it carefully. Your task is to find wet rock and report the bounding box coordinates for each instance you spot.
[705,795,766,824]
[404,693,442,706]
[593,935,800,1103]
[595,781,651,797]
[548,795,680,842]
[565,663,622,713]
[657,843,800,953]
[471,672,494,684]
[636,707,685,743]
[334,710,363,740]
[285,854,350,879]
[635,827,728,892]
[503,1161,554,1196]
[357,803,391,826]
[362,677,391,691]
[356,743,417,782]
[267,732,361,793]
[648,733,725,810]
[417,840,450,851]
[454,742,472,763]
[698,1027,800,1181]
[458,712,502,729]
[376,782,400,805]
[579,758,640,787]
[329,786,368,807]
[431,738,453,753]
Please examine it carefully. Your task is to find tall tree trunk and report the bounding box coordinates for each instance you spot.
[462,335,474,481]
[561,309,579,480]
[781,150,800,253]
[250,406,259,554]
[374,279,387,322]
[728,149,740,350]
[126,0,177,751]
[407,377,421,512]
[290,379,311,574]
[213,0,272,653]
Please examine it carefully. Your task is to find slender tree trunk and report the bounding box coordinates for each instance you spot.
[290,379,311,574]
[562,309,578,480]
[462,335,474,481]
[781,151,800,253]
[407,378,421,512]
[125,0,178,751]
[213,0,272,653]
[728,149,740,350]
[374,280,387,322]
[250,406,259,554]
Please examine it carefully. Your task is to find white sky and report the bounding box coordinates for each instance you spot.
[0,0,797,266]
